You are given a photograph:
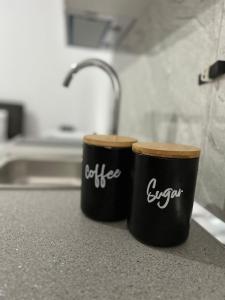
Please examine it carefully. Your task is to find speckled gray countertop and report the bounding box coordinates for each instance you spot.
[0,190,225,300]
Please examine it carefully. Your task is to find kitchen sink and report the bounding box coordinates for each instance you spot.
[13,137,82,148]
[0,158,82,189]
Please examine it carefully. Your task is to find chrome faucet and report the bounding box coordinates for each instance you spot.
[63,58,121,134]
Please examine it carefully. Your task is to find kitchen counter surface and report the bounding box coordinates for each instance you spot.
[0,190,225,300]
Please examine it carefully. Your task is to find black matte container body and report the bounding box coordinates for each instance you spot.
[128,154,199,247]
[81,143,134,221]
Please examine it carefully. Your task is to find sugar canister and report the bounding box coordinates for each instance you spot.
[128,142,200,247]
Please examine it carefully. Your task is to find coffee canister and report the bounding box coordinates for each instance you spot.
[81,135,137,221]
[128,142,201,247]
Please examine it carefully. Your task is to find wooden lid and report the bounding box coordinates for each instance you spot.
[132,142,200,158]
[83,135,137,148]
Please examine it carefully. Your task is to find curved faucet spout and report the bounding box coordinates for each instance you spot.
[62,58,121,134]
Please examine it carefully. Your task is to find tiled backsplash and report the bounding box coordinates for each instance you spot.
[114,0,225,220]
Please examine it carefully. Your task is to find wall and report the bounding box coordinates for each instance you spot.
[115,0,225,220]
[0,0,113,137]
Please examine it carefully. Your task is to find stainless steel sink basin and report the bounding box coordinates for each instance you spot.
[0,158,82,189]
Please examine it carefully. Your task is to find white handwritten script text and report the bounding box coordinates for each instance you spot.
[146,178,183,209]
[85,164,121,188]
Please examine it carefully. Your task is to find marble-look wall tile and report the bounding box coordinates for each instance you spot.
[198,1,225,219]
[114,0,225,219]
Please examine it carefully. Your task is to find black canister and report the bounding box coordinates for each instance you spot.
[81,135,137,221]
[128,142,201,247]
